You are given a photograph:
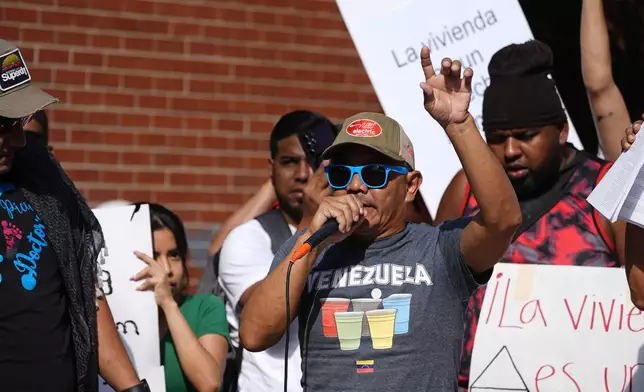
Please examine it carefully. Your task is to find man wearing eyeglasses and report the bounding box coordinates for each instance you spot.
[0,39,149,392]
[240,46,521,391]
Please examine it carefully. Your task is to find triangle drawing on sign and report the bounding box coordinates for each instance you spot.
[470,346,530,392]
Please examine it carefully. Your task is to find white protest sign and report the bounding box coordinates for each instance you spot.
[470,264,644,391]
[336,0,582,216]
[92,204,166,391]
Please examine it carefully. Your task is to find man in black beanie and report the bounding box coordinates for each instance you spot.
[433,40,624,391]
[0,39,150,391]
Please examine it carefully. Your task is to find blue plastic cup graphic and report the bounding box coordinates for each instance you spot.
[382,293,411,334]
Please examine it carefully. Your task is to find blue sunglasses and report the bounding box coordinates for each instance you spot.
[324,164,409,189]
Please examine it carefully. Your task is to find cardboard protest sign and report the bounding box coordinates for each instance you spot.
[336,0,582,216]
[470,264,644,391]
[92,204,166,391]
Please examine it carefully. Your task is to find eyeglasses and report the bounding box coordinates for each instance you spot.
[324,164,409,189]
[0,115,33,132]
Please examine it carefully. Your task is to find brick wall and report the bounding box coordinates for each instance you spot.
[0,0,380,281]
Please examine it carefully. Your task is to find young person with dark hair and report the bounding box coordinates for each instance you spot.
[131,203,229,392]
[217,110,337,392]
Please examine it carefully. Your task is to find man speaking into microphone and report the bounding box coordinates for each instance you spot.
[239,47,521,391]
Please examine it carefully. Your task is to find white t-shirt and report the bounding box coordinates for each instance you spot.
[218,218,303,392]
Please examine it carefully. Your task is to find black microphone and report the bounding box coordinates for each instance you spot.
[291,219,339,262]
[305,219,339,249]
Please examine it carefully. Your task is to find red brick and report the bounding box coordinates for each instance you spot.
[121,151,152,166]
[121,190,154,202]
[57,31,88,46]
[87,111,119,126]
[123,75,152,90]
[70,91,103,106]
[104,132,135,146]
[88,189,119,202]
[54,147,84,163]
[90,34,121,49]
[73,51,104,66]
[4,6,38,23]
[135,172,165,185]
[40,49,70,64]
[67,169,100,182]
[137,133,167,147]
[152,115,182,129]
[171,22,201,36]
[105,93,135,107]
[86,150,119,164]
[54,69,86,85]
[21,28,53,44]
[101,171,134,184]
[138,95,167,109]
[124,1,155,14]
[52,109,85,124]
[89,72,119,87]
[155,39,185,54]
[71,129,102,144]
[121,114,150,128]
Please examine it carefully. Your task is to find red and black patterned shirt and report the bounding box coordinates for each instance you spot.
[457,149,620,390]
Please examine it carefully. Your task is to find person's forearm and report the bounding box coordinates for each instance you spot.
[240,231,315,352]
[209,180,276,256]
[96,297,140,391]
[581,0,613,92]
[581,0,631,161]
[162,301,222,391]
[447,115,520,232]
[625,223,644,309]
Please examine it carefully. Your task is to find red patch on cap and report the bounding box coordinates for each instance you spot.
[346,119,382,137]
[406,144,414,159]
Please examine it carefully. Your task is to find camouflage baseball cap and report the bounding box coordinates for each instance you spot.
[322,112,415,169]
[0,39,58,118]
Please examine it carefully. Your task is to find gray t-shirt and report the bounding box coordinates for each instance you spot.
[269,219,488,392]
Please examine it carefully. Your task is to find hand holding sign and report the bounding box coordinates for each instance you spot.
[419,46,473,129]
[131,250,175,309]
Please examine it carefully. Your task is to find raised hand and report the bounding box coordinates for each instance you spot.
[131,251,175,309]
[419,46,473,128]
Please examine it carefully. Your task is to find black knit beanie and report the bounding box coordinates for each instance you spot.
[482,40,567,131]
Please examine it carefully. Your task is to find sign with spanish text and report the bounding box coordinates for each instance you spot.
[336,0,582,217]
[93,204,166,392]
[470,264,644,391]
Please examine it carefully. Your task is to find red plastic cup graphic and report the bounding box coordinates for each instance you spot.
[320,298,350,337]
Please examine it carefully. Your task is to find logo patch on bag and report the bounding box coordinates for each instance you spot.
[0,49,31,92]
[346,119,382,137]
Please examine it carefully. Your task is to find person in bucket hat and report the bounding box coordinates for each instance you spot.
[240,46,521,391]
[0,39,150,392]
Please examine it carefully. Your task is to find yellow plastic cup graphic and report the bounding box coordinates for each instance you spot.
[350,298,381,336]
[334,311,364,351]
[366,309,397,350]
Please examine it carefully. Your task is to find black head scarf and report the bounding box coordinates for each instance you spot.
[9,132,103,391]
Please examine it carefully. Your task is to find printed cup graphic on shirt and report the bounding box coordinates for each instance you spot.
[365,309,397,350]
[320,298,350,337]
[350,298,381,336]
[334,311,364,351]
[382,293,412,334]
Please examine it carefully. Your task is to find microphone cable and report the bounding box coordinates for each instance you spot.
[283,219,339,392]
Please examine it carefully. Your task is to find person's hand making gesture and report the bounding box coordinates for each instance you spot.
[419,46,473,128]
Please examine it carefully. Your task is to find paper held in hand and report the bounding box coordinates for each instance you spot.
[587,134,644,228]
